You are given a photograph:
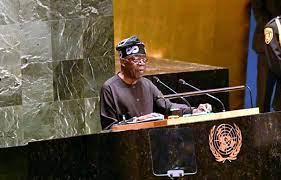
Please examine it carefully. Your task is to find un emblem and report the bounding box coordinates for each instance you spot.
[209,123,242,163]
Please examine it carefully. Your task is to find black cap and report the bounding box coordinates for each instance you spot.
[116,36,146,58]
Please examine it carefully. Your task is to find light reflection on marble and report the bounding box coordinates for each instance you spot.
[83,56,114,98]
[0,0,113,25]
[0,67,22,107]
[53,59,84,101]
[19,0,50,22]
[55,99,85,137]
[21,62,53,104]
[85,97,101,134]
[0,105,22,147]
[83,16,113,58]
[0,24,22,107]
[81,0,113,17]
[49,0,82,20]
[20,21,52,63]
[0,24,21,72]
[21,102,56,144]
[51,18,84,61]
[0,0,19,25]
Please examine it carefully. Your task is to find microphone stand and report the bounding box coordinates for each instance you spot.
[179,79,226,112]
[163,85,245,100]
[153,76,193,114]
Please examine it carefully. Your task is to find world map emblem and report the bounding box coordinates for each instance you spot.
[209,123,242,163]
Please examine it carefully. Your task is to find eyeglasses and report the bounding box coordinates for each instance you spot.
[128,56,147,65]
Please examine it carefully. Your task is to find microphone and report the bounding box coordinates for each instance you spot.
[178,79,226,112]
[153,76,193,114]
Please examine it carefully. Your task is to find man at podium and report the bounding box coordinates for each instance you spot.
[100,36,211,130]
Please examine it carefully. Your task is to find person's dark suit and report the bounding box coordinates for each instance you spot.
[264,17,281,111]
[251,0,281,112]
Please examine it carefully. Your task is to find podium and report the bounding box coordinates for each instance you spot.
[111,108,260,132]
[1,108,281,179]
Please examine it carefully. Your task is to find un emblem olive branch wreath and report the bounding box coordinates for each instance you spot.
[209,123,242,163]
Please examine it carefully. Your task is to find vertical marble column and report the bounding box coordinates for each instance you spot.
[0,0,114,147]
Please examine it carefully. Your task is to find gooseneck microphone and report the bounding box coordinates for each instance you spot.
[178,79,226,112]
[153,76,193,114]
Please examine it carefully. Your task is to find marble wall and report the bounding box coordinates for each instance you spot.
[0,0,114,147]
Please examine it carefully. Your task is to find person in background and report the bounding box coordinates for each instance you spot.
[264,16,281,111]
[251,0,281,112]
[100,36,212,130]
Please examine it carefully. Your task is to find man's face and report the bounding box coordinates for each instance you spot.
[121,54,147,79]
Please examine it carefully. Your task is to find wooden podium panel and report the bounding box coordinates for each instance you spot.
[111,108,259,132]
[7,108,280,179]
[168,107,259,125]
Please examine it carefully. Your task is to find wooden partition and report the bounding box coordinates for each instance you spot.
[114,0,251,109]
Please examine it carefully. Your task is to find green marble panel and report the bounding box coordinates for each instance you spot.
[0,67,22,107]
[53,59,84,101]
[83,16,113,58]
[19,0,50,22]
[0,24,21,72]
[0,24,22,107]
[49,0,82,20]
[21,102,56,144]
[81,0,112,17]
[85,97,101,134]
[55,99,85,137]
[83,56,114,98]
[51,18,84,61]
[21,62,53,104]
[0,49,20,75]
[0,105,23,148]
[0,0,115,147]
[0,0,20,25]
[20,21,52,63]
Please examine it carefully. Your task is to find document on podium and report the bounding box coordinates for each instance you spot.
[125,113,164,124]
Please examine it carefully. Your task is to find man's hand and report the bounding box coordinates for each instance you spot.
[192,103,212,114]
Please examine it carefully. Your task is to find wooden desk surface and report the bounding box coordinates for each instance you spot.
[115,57,225,75]
[111,108,259,132]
